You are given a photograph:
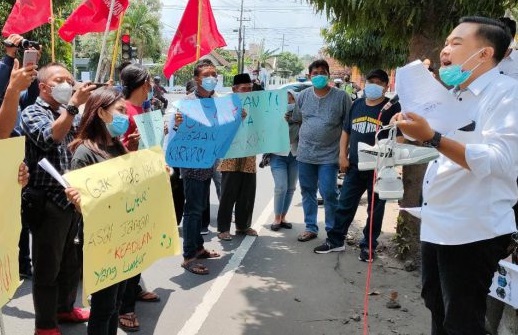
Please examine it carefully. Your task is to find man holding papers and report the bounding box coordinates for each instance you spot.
[395,16,518,335]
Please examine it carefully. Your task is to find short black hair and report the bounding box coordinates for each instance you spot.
[366,69,389,84]
[459,16,512,63]
[193,59,216,77]
[499,17,516,38]
[308,59,330,75]
[233,73,252,86]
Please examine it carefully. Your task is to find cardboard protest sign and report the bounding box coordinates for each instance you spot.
[224,89,289,158]
[134,109,165,149]
[64,147,180,305]
[0,137,24,307]
[165,94,242,168]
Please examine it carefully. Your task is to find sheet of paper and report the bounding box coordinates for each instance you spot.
[400,207,422,219]
[395,60,471,134]
[38,158,69,188]
[134,109,165,149]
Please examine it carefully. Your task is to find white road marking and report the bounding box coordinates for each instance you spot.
[177,199,274,335]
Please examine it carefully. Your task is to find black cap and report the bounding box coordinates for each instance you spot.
[366,69,389,84]
[233,73,252,86]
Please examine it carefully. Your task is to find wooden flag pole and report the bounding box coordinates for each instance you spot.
[95,0,116,83]
[195,0,202,60]
[50,0,55,62]
[109,12,125,82]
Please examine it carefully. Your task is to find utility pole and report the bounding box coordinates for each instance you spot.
[281,34,285,53]
[241,26,246,73]
[236,0,250,74]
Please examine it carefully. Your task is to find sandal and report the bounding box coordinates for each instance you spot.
[217,231,232,241]
[280,221,293,229]
[137,290,160,302]
[119,312,140,332]
[235,228,258,236]
[196,249,221,259]
[271,223,281,231]
[297,231,317,242]
[181,260,209,275]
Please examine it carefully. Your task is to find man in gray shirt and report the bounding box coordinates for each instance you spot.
[295,59,352,242]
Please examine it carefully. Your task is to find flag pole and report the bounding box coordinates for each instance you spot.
[50,0,55,62]
[196,0,202,60]
[95,0,116,83]
[109,12,125,82]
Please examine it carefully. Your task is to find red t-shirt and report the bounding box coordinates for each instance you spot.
[121,101,144,150]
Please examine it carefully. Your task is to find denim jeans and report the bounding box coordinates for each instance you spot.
[327,165,386,249]
[270,153,298,215]
[88,280,126,335]
[421,235,510,335]
[297,161,338,234]
[182,177,211,259]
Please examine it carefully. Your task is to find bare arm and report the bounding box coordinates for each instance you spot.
[339,130,350,173]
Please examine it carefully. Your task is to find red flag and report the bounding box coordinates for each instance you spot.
[58,0,128,43]
[2,0,51,37]
[163,0,227,78]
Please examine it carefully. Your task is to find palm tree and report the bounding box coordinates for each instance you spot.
[253,41,280,71]
[123,0,162,64]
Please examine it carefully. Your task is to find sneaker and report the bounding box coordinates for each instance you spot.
[314,242,345,254]
[358,140,439,171]
[200,227,209,235]
[35,328,62,335]
[358,248,375,262]
[57,307,90,323]
[374,166,403,200]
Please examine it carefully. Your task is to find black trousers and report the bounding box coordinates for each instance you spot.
[170,170,185,224]
[120,274,141,315]
[217,172,256,232]
[23,194,80,329]
[88,280,127,335]
[421,234,510,335]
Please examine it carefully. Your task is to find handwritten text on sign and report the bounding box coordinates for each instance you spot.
[224,89,289,158]
[64,147,180,306]
[165,94,242,168]
[0,137,24,308]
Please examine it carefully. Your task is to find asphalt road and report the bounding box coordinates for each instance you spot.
[1,92,429,335]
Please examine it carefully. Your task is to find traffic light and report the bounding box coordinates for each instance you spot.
[121,34,131,60]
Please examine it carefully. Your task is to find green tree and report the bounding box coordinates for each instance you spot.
[276,52,305,78]
[254,47,280,70]
[307,0,518,260]
[123,0,163,64]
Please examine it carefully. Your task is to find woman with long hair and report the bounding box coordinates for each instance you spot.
[66,87,129,335]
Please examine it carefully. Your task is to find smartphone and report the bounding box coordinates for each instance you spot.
[92,83,108,89]
[22,49,38,68]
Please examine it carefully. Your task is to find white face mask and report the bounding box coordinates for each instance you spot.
[50,82,73,105]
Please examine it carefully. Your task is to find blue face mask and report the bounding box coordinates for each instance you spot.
[364,83,384,100]
[105,113,129,137]
[311,75,328,89]
[201,76,218,92]
[439,49,484,86]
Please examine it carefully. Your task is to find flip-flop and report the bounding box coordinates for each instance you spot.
[196,249,221,259]
[235,228,258,236]
[181,261,209,275]
[136,290,160,302]
[280,221,293,229]
[119,312,140,332]
[218,232,233,241]
[297,231,317,242]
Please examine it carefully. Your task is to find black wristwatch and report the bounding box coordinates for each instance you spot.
[65,104,79,116]
[423,131,442,148]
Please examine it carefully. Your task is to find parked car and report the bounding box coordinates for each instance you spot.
[278,81,313,93]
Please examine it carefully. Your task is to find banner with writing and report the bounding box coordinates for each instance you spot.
[224,89,289,158]
[64,147,180,305]
[165,94,242,168]
[0,137,24,308]
[134,109,165,150]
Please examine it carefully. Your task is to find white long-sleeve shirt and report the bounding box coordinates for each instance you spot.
[421,68,518,245]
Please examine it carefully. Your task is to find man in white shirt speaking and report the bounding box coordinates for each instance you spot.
[396,16,518,335]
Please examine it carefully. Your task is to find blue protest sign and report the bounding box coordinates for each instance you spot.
[165,94,242,168]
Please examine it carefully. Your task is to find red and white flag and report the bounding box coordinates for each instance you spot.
[2,0,51,37]
[58,0,128,43]
[163,0,227,78]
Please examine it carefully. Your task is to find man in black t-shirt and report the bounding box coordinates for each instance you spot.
[314,69,401,260]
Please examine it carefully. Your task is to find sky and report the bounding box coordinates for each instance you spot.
[160,0,331,56]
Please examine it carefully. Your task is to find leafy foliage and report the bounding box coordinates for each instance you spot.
[276,52,305,77]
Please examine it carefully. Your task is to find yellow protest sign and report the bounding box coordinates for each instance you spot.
[64,146,180,305]
[0,137,24,308]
